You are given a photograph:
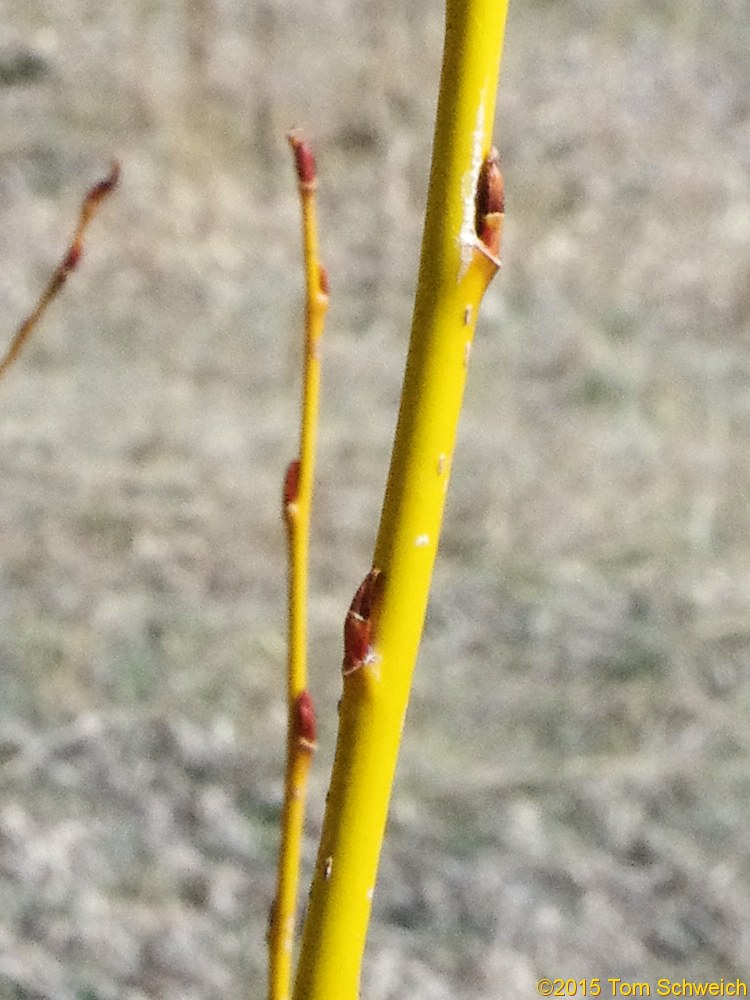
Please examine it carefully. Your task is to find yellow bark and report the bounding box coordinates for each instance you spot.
[292,1,509,996]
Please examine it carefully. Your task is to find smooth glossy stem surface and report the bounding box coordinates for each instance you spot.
[292,3,509,997]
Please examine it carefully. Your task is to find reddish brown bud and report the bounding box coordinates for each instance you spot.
[318,265,329,297]
[287,131,317,187]
[283,459,300,510]
[87,161,121,206]
[475,148,504,265]
[63,244,82,272]
[0,160,119,382]
[342,568,383,675]
[295,690,317,749]
[475,147,504,224]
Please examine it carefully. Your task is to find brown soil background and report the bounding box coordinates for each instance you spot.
[1,1,750,997]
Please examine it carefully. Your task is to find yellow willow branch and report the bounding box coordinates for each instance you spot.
[292,0,509,997]
[267,133,328,1000]
[0,162,120,381]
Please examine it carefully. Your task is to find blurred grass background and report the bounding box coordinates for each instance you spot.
[1,0,749,997]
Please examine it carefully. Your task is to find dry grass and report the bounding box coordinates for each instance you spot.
[1,1,749,997]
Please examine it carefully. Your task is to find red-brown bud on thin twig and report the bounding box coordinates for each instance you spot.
[86,161,121,206]
[62,244,83,273]
[295,690,317,750]
[287,131,317,189]
[0,161,120,381]
[66,161,121,273]
[283,459,300,512]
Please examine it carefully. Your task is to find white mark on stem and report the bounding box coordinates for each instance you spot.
[323,856,333,881]
[437,453,446,475]
[366,887,374,901]
[458,94,486,281]
[365,652,382,683]
[463,305,473,326]
[415,534,430,548]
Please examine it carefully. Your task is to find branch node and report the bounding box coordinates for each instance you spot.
[283,458,301,514]
[295,690,318,751]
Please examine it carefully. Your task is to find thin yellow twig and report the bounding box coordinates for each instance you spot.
[0,162,120,381]
[267,132,329,1000]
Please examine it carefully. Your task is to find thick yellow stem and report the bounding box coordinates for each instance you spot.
[292,2,509,997]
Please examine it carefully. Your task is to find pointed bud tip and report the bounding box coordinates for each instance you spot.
[342,568,383,674]
[475,148,504,228]
[87,161,121,205]
[287,131,317,186]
